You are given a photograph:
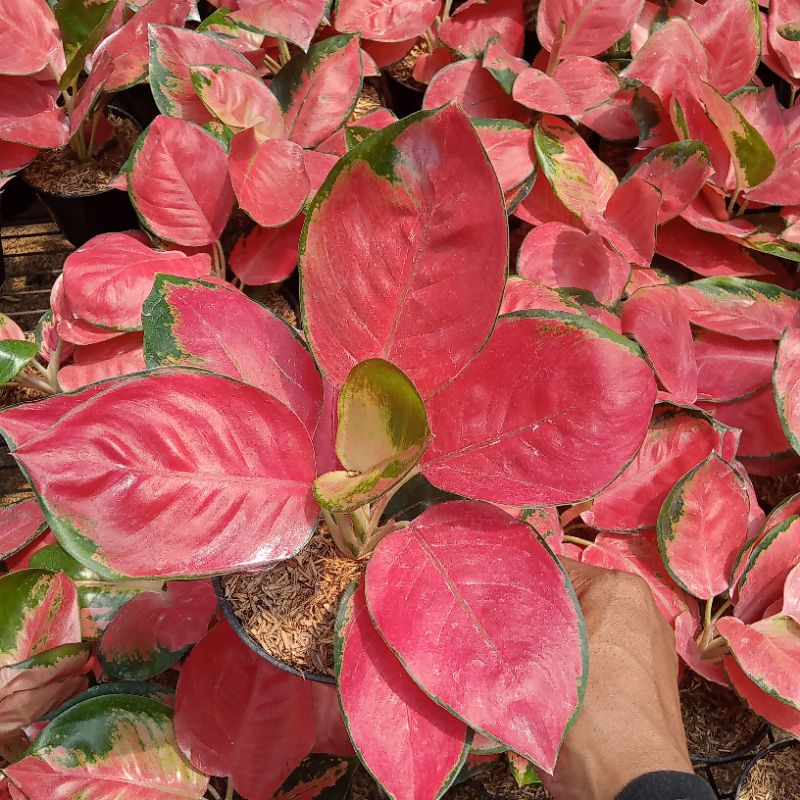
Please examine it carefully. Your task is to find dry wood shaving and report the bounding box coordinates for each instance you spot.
[738,742,800,800]
[351,84,383,121]
[752,473,800,513]
[474,758,550,799]
[246,285,297,327]
[222,525,364,676]
[386,40,430,88]
[23,114,139,196]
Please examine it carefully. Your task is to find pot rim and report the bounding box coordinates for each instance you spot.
[734,736,799,799]
[212,575,335,685]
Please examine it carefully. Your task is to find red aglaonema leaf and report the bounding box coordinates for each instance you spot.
[229,131,309,228]
[421,313,655,506]
[537,0,645,58]
[58,334,147,393]
[768,0,800,81]
[310,683,353,757]
[625,18,708,104]
[725,655,800,737]
[783,564,800,624]
[366,501,588,774]
[499,277,583,316]
[774,327,800,456]
[699,385,792,460]
[517,223,630,306]
[270,34,363,148]
[695,332,775,403]
[336,582,469,800]
[175,620,314,798]
[626,141,712,223]
[482,38,527,92]
[423,60,530,121]
[142,275,322,433]
[148,24,258,123]
[6,694,208,800]
[13,371,318,579]
[301,105,506,397]
[229,215,304,286]
[317,107,397,156]
[582,531,697,625]
[718,615,800,710]
[512,58,619,116]
[98,581,216,680]
[439,0,525,57]
[735,515,800,623]
[514,172,578,227]
[584,408,730,531]
[677,278,800,340]
[0,0,65,78]
[473,119,535,198]
[657,219,770,279]
[127,116,235,246]
[190,65,285,140]
[62,231,211,331]
[674,612,728,686]
[0,497,45,561]
[335,0,440,42]
[621,285,697,405]
[0,77,68,149]
[683,0,760,94]
[52,273,126,347]
[0,141,38,182]
[657,454,750,599]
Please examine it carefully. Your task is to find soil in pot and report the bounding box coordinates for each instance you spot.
[221,524,364,677]
[737,740,800,800]
[385,40,429,117]
[351,83,384,121]
[751,472,800,512]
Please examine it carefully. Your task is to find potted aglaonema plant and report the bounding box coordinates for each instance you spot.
[2,0,198,245]
[0,106,658,800]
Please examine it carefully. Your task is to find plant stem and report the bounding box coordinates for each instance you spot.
[278,40,292,66]
[211,241,226,278]
[560,499,593,528]
[546,19,568,75]
[442,0,454,20]
[726,189,741,218]
[562,534,595,548]
[224,779,234,800]
[710,599,733,625]
[264,54,283,75]
[13,373,55,395]
[206,785,222,800]
[47,338,63,392]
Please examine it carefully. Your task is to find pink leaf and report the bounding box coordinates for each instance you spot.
[99,581,216,680]
[303,150,339,196]
[58,334,147,393]
[694,331,775,402]
[360,38,416,68]
[481,39,527,92]
[622,18,708,105]
[736,515,800,623]
[190,65,284,140]
[512,57,619,116]
[423,60,530,121]
[774,327,800,455]
[312,376,341,475]
[674,612,728,685]
[366,501,587,774]
[421,313,655,506]
[537,0,646,58]
[316,108,397,156]
[143,276,322,433]
[13,371,319,578]
[621,285,697,405]
[579,86,640,142]
[439,0,525,57]
[311,683,353,757]
[212,0,327,51]
[682,193,757,237]
[0,498,45,561]
[127,116,235,246]
[473,120,535,197]
[0,77,68,149]
[517,223,630,305]
[148,25,258,124]
[176,621,314,797]
[584,408,729,531]
[677,278,800,340]
[582,531,696,625]
[768,0,800,80]
[0,142,38,180]
[335,0,440,42]
[718,616,800,710]
[336,582,469,800]
[725,655,800,737]
[700,385,793,460]
[229,215,304,285]
[782,564,800,624]
[301,105,506,397]
[62,231,210,331]
[0,0,64,78]
[499,277,583,316]
[229,132,309,228]
[272,34,363,148]
[685,0,760,93]
[657,219,770,278]
[627,141,712,223]
[513,172,577,226]
[658,454,750,599]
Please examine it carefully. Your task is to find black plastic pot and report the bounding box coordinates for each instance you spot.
[735,737,799,799]
[0,176,37,220]
[114,84,160,129]
[21,108,141,248]
[383,72,425,118]
[212,576,335,684]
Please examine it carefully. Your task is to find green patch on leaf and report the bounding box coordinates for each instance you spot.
[778,21,800,41]
[54,0,117,90]
[0,340,39,386]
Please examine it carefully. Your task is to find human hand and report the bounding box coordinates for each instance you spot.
[541,559,693,800]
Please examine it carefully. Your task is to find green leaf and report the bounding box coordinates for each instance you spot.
[0,340,39,385]
[44,681,175,721]
[313,359,430,513]
[54,0,118,90]
[508,752,541,787]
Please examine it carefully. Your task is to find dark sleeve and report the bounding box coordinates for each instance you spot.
[615,771,717,800]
